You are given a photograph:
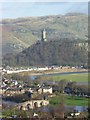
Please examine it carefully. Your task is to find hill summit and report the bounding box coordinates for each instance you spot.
[2,13,88,55]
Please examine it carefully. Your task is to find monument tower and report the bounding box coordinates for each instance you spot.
[41,29,47,42]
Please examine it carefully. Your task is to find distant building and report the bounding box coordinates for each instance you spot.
[41,29,47,42]
[38,86,52,94]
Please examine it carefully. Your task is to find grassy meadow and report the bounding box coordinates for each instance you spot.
[49,95,89,106]
[39,73,89,83]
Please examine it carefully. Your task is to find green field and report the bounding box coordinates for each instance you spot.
[49,95,89,106]
[40,73,89,83]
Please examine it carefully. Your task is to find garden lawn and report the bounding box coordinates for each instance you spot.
[42,73,88,83]
[49,95,89,106]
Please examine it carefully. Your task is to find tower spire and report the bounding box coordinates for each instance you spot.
[41,29,47,42]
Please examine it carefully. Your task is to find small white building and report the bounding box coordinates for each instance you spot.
[38,87,52,94]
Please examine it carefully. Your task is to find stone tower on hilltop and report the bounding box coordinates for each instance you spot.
[41,29,47,42]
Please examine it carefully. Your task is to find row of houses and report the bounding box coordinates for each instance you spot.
[2,65,87,74]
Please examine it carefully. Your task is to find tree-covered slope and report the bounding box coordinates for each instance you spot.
[3,39,88,67]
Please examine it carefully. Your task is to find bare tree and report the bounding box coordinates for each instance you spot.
[58,79,68,93]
